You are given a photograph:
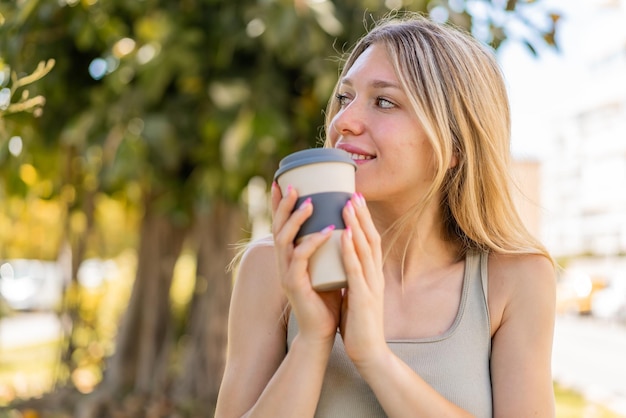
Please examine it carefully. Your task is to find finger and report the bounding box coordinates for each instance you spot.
[274,196,313,250]
[270,181,282,214]
[343,198,373,264]
[272,184,297,235]
[341,225,366,292]
[285,225,336,289]
[351,193,382,264]
[342,197,381,291]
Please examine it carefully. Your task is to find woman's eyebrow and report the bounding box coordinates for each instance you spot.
[340,78,402,90]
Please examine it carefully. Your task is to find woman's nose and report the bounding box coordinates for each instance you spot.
[331,100,366,137]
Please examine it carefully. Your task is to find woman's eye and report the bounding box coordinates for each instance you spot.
[377,97,395,109]
[335,93,351,107]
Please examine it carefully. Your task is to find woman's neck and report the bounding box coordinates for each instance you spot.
[368,200,462,284]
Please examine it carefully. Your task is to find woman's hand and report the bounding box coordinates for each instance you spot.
[271,182,342,346]
[339,193,388,367]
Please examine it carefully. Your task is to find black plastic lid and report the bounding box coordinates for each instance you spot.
[274,148,356,181]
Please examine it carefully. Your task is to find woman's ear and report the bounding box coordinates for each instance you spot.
[449,153,458,169]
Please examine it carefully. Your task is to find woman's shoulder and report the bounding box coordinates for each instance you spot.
[489,252,555,281]
[231,234,289,325]
[236,235,278,280]
[486,252,557,331]
[239,234,276,260]
[487,252,556,286]
[233,235,284,296]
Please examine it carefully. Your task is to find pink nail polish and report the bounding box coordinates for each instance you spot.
[356,192,366,206]
[321,224,336,234]
[345,199,355,215]
[345,226,352,239]
[298,197,312,210]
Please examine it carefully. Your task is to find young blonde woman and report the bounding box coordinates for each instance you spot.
[216,14,556,418]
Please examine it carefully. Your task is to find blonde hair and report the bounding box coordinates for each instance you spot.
[324,14,551,261]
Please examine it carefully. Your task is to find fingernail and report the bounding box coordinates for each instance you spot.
[298,197,312,210]
[287,184,293,194]
[345,199,355,215]
[345,226,352,239]
[321,224,336,234]
[356,192,366,207]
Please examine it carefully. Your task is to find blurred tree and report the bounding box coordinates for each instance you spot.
[0,0,559,416]
[0,58,58,261]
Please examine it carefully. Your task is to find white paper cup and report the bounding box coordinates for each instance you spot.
[274,148,356,291]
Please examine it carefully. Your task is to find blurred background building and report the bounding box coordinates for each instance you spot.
[503,0,626,319]
[541,36,626,259]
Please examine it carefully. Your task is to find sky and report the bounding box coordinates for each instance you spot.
[497,0,626,159]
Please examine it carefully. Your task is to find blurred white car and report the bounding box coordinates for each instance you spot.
[556,268,605,315]
[0,259,64,311]
[591,279,626,322]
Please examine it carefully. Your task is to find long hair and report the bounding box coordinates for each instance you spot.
[324,14,551,261]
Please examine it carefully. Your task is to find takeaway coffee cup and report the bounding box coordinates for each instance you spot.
[274,148,356,291]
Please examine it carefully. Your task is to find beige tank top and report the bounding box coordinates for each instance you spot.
[287,251,492,417]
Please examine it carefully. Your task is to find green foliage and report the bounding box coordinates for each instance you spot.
[0,59,55,118]
[0,59,56,197]
[1,0,560,238]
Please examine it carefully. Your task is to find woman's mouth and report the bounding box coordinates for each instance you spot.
[348,152,374,162]
[335,144,375,164]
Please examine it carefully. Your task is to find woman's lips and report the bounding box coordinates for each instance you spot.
[336,144,376,164]
[348,152,374,164]
[346,152,374,161]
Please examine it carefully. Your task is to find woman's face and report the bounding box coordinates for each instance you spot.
[329,43,437,206]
